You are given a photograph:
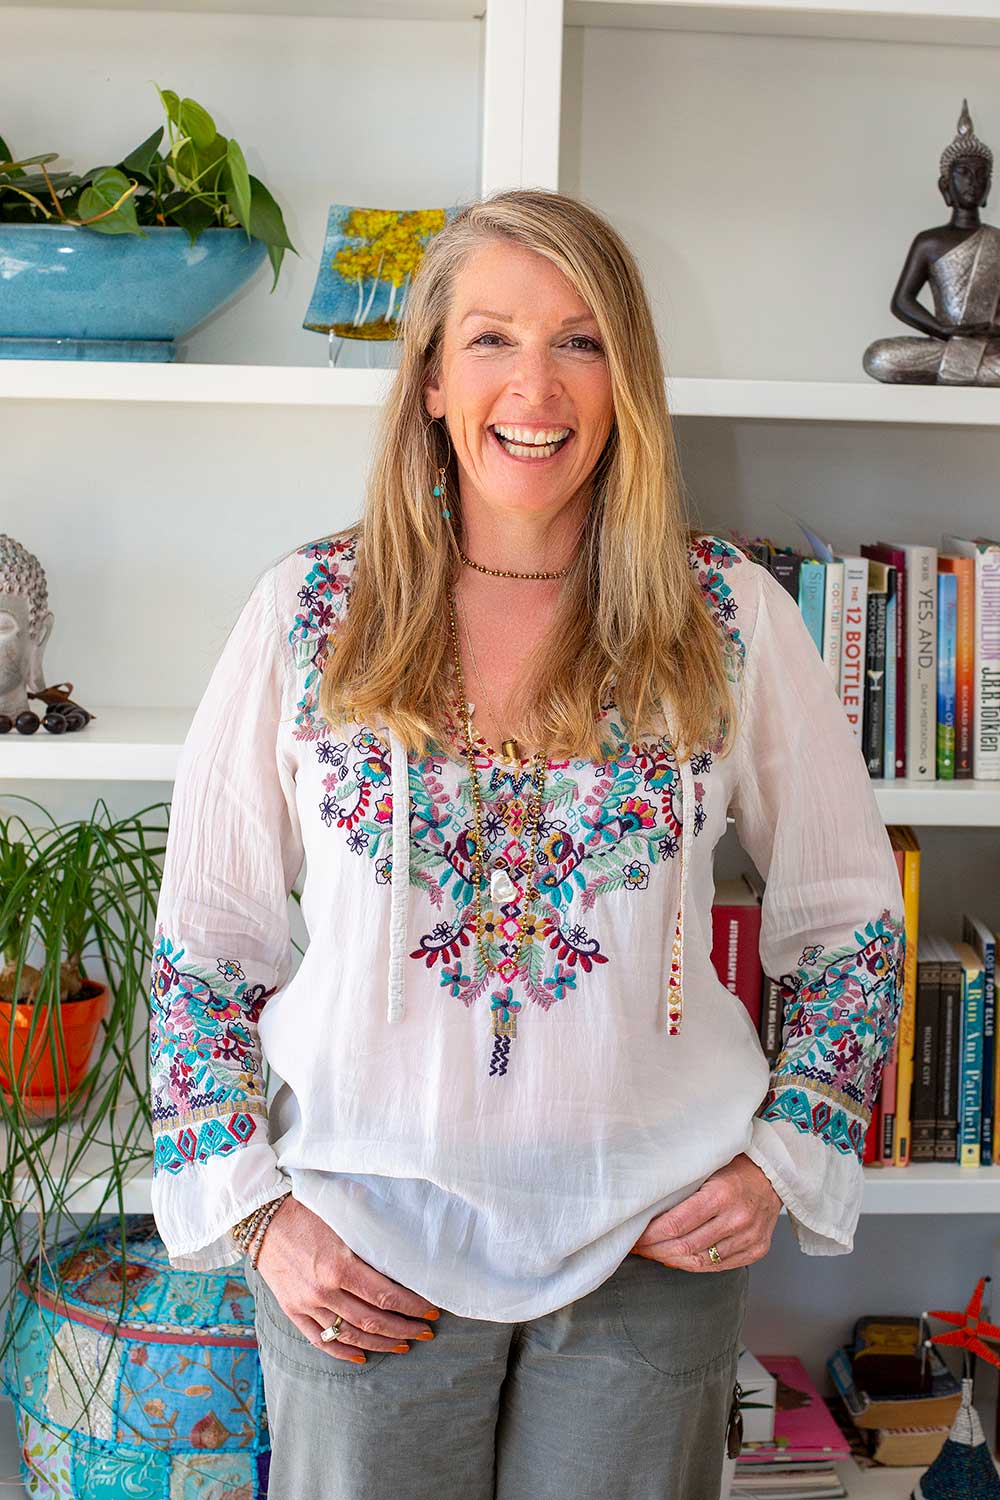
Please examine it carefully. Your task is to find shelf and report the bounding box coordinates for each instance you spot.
[3,711,1000,818]
[0,0,482,15]
[862,1161,1000,1213]
[565,0,1000,47]
[0,708,190,782]
[3,1152,999,1218]
[4,364,1000,425]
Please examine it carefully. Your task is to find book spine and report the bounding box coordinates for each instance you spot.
[710,904,763,1028]
[822,560,845,693]
[878,844,905,1165]
[912,955,940,1162]
[798,559,826,658]
[953,559,975,778]
[864,1097,881,1165]
[883,585,897,781]
[771,552,801,601]
[840,558,869,745]
[892,836,921,1167]
[907,546,937,780]
[864,584,887,776]
[935,956,961,1162]
[936,571,957,780]
[960,961,983,1168]
[974,549,1000,779]
[758,976,783,1065]
[964,916,997,1167]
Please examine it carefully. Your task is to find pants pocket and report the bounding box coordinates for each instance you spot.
[614,1257,749,1380]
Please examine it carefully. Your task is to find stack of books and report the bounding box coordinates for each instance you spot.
[732,1355,851,1498]
[731,525,1000,781]
[825,1317,962,1468]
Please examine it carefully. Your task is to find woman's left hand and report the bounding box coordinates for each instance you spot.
[629,1154,783,1271]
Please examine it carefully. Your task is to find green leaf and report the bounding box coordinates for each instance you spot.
[77,168,141,235]
[247,174,294,250]
[175,131,227,190]
[178,97,216,151]
[224,138,252,239]
[156,87,181,128]
[119,127,164,179]
[166,194,216,245]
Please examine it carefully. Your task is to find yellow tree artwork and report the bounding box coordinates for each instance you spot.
[303,205,453,343]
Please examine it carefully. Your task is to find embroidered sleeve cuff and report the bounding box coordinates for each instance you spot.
[745,1113,862,1256]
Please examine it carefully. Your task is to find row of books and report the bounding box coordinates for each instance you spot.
[732,522,1000,780]
[709,824,1000,1166]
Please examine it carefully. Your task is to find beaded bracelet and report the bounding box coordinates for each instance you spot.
[231,1190,292,1269]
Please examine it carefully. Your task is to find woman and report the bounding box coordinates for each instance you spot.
[149,188,905,1499]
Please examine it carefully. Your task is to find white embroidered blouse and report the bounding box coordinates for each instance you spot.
[148,528,906,1320]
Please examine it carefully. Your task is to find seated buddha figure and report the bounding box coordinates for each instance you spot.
[864,100,1000,385]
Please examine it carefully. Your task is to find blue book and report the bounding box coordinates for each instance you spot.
[937,571,957,780]
[798,559,826,658]
[955,940,984,1166]
[963,915,996,1166]
[882,585,897,780]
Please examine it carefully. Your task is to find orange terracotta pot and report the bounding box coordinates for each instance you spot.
[0,978,108,1117]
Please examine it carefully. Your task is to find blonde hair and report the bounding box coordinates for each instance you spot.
[318,187,737,764]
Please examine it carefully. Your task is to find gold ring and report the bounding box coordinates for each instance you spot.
[707,1244,722,1265]
[319,1315,344,1343]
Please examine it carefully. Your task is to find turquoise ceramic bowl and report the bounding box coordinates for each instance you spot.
[0,223,268,361]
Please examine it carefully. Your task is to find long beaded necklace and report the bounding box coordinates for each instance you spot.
[445,586,548,1070]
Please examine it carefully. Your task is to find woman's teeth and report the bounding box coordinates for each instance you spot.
[491,425,572,459]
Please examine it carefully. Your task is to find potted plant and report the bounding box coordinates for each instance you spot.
[0,791,304,1457]
[0,85,296,361]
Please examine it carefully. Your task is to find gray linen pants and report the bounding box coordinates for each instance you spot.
[243,1248,749,1500]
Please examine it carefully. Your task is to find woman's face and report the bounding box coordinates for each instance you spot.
[423,240,614,524]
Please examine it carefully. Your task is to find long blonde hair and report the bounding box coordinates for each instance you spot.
[318,188,737,764]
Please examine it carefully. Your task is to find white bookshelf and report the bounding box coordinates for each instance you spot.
[4,2,1000,1490]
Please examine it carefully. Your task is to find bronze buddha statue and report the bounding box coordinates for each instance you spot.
[863,100,1000,385]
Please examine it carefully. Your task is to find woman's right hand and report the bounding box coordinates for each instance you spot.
[253,1196,440,1363]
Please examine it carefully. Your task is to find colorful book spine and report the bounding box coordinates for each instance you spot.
[963,914,996,1167]
[898,543,938,780]
[937,570,957,780]
[839,555,869,745]
[932,936,962,1162]
[954,940,984,1168]
[878,839,905,1164]
[798,558,826,659]
[864,561,888,777]
[940,536,1000,779]
[938,554,975,778]
[889,826,921,1167]
[882,566,898,781]
[822,559,845,694]
[912,937,940,1162]
[709,876,764,1029]
[862,543,908,775]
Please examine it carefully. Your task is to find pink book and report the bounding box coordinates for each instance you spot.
[736,1355,853,1463]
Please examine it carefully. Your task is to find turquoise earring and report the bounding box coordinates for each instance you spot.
[433,465,450,520]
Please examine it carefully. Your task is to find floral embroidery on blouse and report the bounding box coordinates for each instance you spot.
[280,530,745,1017]
[149,924,276,1176]
[755,907,906,1163]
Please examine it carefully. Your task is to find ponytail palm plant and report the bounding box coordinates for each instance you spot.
[0,793,169,1382]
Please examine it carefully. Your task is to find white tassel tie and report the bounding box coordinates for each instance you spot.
[666,745,695,1040]
[386,727,411,1024]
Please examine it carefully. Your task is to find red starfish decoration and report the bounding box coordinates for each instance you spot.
[926,1277,1000,1370]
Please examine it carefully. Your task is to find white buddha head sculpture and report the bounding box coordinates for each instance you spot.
[0,535,54,717]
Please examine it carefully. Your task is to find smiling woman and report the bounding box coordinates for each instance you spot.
[148,187,905,1500]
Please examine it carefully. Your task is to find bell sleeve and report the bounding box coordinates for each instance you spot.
[732,560,906,1255]
[148,563,304,1271]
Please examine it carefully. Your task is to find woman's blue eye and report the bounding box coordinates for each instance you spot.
[471,333,603,352]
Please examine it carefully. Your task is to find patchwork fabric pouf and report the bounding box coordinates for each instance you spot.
[0,1213,269,1498]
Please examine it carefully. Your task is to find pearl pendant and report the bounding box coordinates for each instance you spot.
[490,866,517,903]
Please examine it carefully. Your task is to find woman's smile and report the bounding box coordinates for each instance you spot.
[489,423,575,462]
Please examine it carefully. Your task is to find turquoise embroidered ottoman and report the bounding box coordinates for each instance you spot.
[0,1214,269,1498]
